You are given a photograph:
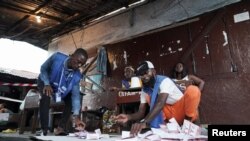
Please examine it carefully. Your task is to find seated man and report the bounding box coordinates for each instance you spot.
[0,103,17,133]
[113,61,201,135]
[109,66,137,91]
[172,62,205,91]
[0,103,13,114]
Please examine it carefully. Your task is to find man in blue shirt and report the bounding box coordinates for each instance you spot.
[38,48,88,136]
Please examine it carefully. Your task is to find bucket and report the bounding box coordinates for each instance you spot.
[130,77,141,88]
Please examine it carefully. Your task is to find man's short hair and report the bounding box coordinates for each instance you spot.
[74,48,88,58]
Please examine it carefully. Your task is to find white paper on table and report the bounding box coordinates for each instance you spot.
[116,137,139,141]
[0,113,9,121]
[182,135,208,141]
[121,131,132,139]
[101,134,110,139]
[167,118,181,132]
[168,118,178,124]
[138,131,153,139]
[181,120,201,136]
[95,128,102,136]
[181,120,191,134]
[68,133,76,137]
[151,128,184,139]
[189,123,201,136]
[146,134,161,141]
[86,133,100,140]
[167,123,179,132]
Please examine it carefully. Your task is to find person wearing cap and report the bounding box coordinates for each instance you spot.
[109,66,136,91]
[113,61,201,135]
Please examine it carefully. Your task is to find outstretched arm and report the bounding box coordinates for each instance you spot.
[188,74,205,91]
[113,103,147,124]
[143,93,168,123]
[130,93,168,135]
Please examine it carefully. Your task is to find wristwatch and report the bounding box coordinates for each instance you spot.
[140,119,150,127]
[140,119,146,123]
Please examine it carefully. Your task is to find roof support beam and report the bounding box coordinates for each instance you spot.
[5,0,52,35]
[0,3,63,22]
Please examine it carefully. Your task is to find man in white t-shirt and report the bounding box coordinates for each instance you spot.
[113,61,201,135]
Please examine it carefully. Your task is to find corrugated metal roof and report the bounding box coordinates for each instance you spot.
[0,67,38,83]
[0,0,148,49]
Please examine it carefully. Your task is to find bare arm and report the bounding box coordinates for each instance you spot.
[130,93,168,135]
[143,93,168,123]
[127,103,147,121]
[188,74,205,91]
[113,103,147,124]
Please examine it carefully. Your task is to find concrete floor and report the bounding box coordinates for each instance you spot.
[0,132,31,141]
[0,131,54,141]
[0,131,122,141]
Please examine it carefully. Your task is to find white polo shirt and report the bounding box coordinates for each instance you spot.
[140,77,183,105]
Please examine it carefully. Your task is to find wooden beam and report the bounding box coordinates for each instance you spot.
[5,0,52,34]
[0,2,63,22]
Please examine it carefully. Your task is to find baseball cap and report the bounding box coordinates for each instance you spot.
[136,61,154,76]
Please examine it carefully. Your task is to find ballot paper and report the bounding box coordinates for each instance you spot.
[121,131,132,139]
[181,120,201,136]
[138,130,153,139]
[0,113,9,121]
[86,133,100,140]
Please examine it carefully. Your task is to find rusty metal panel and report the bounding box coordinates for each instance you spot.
[126,34,161,69]
[157,25,191,76]
[108,33,161,71]
[189,14,214,76]
[224,0,250,73]
[190,12,233,76]
[200,74,250,124]
[208,18,234,74]
[195,1,250,124]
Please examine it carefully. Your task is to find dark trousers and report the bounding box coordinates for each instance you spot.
[38,78,73,131]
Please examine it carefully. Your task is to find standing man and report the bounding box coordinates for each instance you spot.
[38,48,88,136]
[113,61,201,135]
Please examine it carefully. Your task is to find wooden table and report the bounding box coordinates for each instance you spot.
[116,88,141,114]
[116,88,141,104]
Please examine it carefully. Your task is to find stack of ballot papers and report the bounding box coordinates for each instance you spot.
[116,118,207,141]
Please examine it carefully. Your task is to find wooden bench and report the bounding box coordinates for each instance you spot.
[19,95,64,134]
